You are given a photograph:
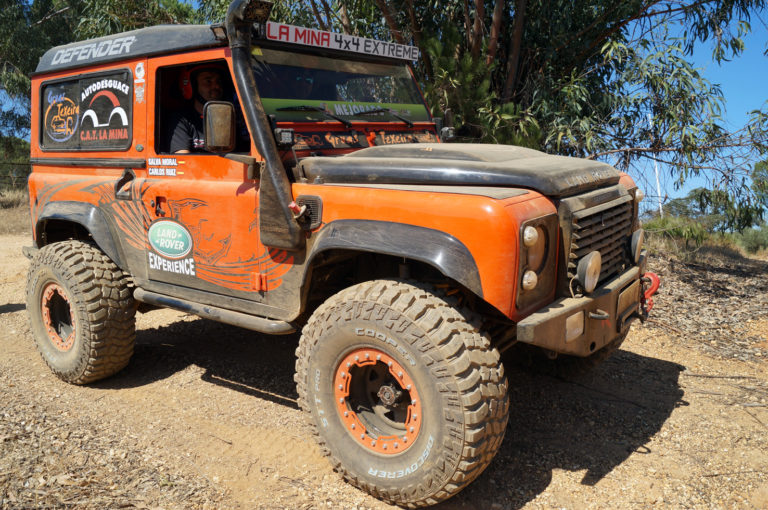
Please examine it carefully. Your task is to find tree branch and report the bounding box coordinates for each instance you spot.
[374,0,406,44]
[307,0,329,30]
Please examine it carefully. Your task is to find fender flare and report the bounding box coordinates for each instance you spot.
[305,220,483,297]
[36,201,125,268]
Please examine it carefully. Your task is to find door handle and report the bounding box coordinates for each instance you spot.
[114,168,135,200]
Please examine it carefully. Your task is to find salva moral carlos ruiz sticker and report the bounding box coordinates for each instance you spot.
[147,220,196,276]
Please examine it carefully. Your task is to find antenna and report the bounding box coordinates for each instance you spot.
[647,113,663,218]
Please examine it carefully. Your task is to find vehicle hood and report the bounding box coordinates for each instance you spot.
[297,143,620,197]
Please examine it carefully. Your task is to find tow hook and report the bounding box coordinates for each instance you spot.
[639,272,660,321]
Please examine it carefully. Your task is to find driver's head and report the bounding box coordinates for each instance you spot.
[294,71,314,99]
[193,67,224,104]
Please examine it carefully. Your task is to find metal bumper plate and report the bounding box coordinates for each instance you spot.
[516,266,641,357]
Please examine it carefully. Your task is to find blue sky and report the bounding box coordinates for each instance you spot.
[630,15,767,210]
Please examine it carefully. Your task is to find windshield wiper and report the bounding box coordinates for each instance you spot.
[276,105,353,128]
[354,108,414,127]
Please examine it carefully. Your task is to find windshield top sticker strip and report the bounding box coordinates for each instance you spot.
[265,22,419,61]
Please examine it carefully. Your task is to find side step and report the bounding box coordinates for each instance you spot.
[133,288,296,335]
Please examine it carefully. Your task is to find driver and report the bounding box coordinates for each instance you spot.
[169,65,225,153]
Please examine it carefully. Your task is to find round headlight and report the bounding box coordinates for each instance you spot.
[635,188,645,202]
[523,226,539,247]
[631,229,644,263]
[576,251,601,293]
[522,270,538,291]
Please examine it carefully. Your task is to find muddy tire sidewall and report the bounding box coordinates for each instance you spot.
[306,318,460,491]
[27,256,91,382]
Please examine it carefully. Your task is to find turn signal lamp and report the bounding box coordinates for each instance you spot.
[576,251,601,294]
[522,270,538,291]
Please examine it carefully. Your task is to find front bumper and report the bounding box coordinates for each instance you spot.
[516,263,647,357]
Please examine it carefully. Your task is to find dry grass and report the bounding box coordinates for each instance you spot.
[0,188,30,236]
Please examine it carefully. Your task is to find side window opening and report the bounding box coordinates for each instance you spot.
[154,60,249,154]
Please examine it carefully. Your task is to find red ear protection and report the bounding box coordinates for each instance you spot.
[180,68,194,100]
[179,63,227,100]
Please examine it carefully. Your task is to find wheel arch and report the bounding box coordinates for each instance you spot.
[300,220,483,311]
[35,201,125,269]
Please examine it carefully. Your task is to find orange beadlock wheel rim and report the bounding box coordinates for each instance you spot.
[334,347,422,455]
[41,283,75,351]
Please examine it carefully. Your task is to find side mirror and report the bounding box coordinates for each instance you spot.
[204,101,235,152]
[440,126,456,142]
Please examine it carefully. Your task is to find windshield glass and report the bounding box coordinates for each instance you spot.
[251,48,430,124]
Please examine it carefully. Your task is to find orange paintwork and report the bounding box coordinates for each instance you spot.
[293,182,557,320]
[29,42,556,322]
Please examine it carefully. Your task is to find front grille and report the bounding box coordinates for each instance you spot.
[568,196,633,284]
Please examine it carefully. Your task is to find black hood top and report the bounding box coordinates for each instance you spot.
[298,143,621,197]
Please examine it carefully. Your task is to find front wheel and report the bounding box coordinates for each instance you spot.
[26,241,136,384]
[295,280,508,507]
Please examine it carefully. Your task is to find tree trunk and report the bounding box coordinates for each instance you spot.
[406,0,433,79]
[486,0,505,65]
[470,0,486,59]
[501,0,526,102]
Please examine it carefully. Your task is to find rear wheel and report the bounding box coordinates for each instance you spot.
[26,241,136,384]
[296,280,508,507]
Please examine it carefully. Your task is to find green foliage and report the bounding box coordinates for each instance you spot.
[643,214,709,249]
[735,224,768,253]
[76,0,195,38]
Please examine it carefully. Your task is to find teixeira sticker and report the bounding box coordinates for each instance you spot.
[147,220,196,276]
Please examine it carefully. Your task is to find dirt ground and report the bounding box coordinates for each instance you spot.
[1,226,767,509]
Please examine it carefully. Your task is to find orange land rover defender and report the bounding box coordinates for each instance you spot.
[26,0,659,506]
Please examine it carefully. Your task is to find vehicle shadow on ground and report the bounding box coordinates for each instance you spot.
[439,348,686,509]
[96,316,685,509]
[94,315,302,409]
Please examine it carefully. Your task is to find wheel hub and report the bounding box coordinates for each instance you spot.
[376,384,402,407]
[334,347,421,455]
[41,283,75,351]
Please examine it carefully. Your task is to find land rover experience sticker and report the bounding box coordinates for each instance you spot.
[147,220,196,276]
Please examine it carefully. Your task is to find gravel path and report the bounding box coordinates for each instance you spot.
[1,232,766,509]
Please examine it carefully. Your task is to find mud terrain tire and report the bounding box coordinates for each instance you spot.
[26,241,136,384]
[295,280,508,507]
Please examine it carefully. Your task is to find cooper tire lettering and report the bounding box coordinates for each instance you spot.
[295,280,508,507]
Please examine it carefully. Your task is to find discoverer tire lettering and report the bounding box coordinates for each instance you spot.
[26,240,136,384]
[295,279,509,507]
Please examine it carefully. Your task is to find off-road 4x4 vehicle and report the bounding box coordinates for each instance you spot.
[26,0,659,506]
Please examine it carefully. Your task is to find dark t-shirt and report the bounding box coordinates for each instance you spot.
[169,108,205,153]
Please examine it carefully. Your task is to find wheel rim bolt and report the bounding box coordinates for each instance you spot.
[398,371,403,378]
[351,423,356,430]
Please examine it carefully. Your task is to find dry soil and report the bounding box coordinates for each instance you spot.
[1,229,767,509]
